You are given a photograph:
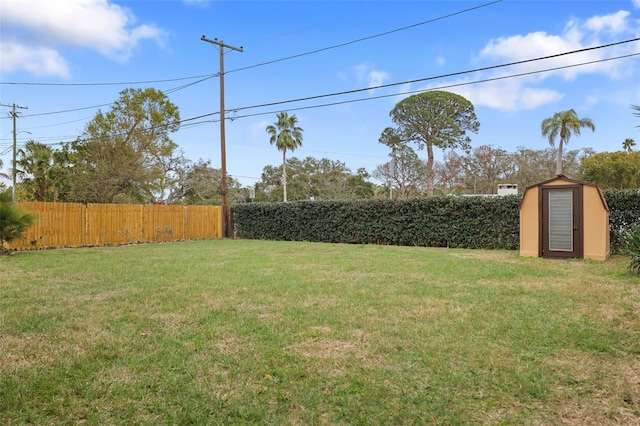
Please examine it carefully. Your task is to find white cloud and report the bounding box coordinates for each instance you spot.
[583,94,600,109]
[0,41,70,77]
[1,0,165,76]
[632,0,640,9]
[246,120,270,142]
[352,64,390,95]
[183,0,210,6]
[459,10,636,112]
[584,10,631,35]
[367,70,390,89]
[435,56,446,67]
[437,78,564,112]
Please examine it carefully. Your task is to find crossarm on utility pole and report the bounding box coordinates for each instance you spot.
[200,36,243,238]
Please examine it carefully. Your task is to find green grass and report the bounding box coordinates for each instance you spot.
[1,240,639,425]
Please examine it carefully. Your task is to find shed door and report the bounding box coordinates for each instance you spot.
[540,186,583,258]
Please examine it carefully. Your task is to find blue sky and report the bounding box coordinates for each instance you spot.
[1,0,639,188]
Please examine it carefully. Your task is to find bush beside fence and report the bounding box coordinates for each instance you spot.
[6,202,222,250]
[233,196,522,250]
[233,190,640,254]
[605,189,640,254]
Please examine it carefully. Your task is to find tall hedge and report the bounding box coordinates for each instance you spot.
[233,195,521,250]
[604,189,640,254]
[233,190,639,254]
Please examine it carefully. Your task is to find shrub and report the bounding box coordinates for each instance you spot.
[0,191,36,253]
[604,189,640,254]
[624,225,640,275]
[233,195,521,250]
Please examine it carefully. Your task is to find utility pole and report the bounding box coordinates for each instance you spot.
[1,103,28,202]
[200,35,243,238]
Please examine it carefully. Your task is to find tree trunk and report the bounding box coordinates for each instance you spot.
[426,143,435,197]
[556,139,564,176]
[282,149,288,202]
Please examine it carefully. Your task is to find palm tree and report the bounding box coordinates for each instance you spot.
[0,191,35,254]
[0,158,8,180]
[541,109,595,176]
[623,137,636,153]
[16,140,56,201]
[266,112,303,202]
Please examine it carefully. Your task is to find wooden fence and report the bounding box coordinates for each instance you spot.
[6,202,222,250]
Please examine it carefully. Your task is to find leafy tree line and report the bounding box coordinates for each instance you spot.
[7,89,640,205]
[10,88,246,205]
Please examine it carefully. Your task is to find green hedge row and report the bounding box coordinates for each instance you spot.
[604,189,640,254]
[233,190,639,253]
[233,195,521,250]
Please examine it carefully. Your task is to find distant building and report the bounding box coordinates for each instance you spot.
[497,184,518,196]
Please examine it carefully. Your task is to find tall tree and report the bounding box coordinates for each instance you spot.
[372,145,426,199]
[266,112,303,202]
[505,146,590,189]
[387,91,480,196]
[540,109,595,176]
[579,151,640,189]
[255,156,374,202]
[623,137,636,153]
[173,159,242,205]
[16,140,63,201]
[64,88,180,203]
[462,145,513,194]
[632,104,640,127]
[0,158,8,181]
[434,150,465,194]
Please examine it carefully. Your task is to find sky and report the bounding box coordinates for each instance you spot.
[1,0,640,188]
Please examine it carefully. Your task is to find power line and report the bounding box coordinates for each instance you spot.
[229,37,640,114]
[0,73,217,87]
[18,75,219,119]
[6,49,636,150]
[225,0,503,75]
[0,0,501,88]
[228,51,640,121]
[0,0,502,133]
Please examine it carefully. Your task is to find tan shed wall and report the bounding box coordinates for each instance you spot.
[519,176,610,261]
[583,185,610,260]
[519,188,539,257]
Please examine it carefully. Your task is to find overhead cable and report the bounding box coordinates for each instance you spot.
[0,0,501,88]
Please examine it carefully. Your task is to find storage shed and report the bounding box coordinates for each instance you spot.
[520,175,610,260]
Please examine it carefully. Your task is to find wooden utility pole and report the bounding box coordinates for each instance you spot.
[1,103,28,202]
[200,35,243,238]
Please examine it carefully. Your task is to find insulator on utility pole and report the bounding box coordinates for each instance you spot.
[200,35,243,239]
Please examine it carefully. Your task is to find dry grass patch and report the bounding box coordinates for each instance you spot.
[451,250,519,263]
[299,294,341,309]
[213,335,254,356]
[0,334,50,371]
[545,352,640,424]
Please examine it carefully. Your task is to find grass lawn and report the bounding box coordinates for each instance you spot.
[1,239,639,425]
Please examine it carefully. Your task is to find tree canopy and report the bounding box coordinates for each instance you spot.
[266,112,303,202]
[255,156,375,202]
[386,91,480,196]
[372,145,426,199]
[579,151,640,189]
[63,87,181,203]
[540,109,595,176]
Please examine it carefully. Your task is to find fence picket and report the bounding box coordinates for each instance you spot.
[6,202,222,250]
